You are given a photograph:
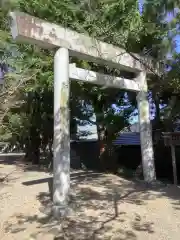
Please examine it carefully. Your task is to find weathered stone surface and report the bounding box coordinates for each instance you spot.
[136,72,156,182]
[9,11,160,74]
[69,64,141,91]
[53,48,70,213]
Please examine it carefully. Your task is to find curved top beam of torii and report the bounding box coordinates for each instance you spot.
[9,11,161,76]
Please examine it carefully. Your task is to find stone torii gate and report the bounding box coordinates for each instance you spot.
[10,11,158,216]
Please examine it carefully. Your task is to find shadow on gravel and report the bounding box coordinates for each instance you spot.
[3,170,180,239]
[3,170,157,239]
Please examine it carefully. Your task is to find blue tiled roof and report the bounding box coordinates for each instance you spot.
[112,133,140,145]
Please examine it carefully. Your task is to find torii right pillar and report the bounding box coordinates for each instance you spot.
[136,71,156,182]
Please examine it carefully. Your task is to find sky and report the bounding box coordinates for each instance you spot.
[175,35,180,53]
[167,8,180,53]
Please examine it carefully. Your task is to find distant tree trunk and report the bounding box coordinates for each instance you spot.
[93,100,119,173]
[154,92,160,126]
[152,92,162,144]
[70,118,78,140]
[165,96,177,131]
[134,163,143,180]
[25,126,41,164]
[97,122,106,169]
[96,121,118,173]
[25,91,41,165]
[31,129,41,165]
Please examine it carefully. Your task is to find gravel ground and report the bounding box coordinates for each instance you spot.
[1,158,180,240]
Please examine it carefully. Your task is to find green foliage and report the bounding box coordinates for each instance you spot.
[0,0,180,168]
[14,0,142,48]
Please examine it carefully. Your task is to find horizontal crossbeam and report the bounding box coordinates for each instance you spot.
[9,11,160,75]
[69,64,140,92]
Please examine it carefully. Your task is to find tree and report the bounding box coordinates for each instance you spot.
[0,0,141,166]
[1,0,180,176]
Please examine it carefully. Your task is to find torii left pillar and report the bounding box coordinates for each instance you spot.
[53,48,70,217]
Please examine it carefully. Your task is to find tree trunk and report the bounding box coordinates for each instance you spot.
[25,91,41,165]
[25,127,40,164]
[93,100,118,173]
[97,122,107,170]
[134,163,143,180]
[165,96,177,131]
[96,123,118,173]
[154,92,160,126]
